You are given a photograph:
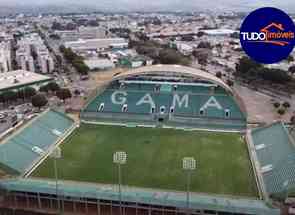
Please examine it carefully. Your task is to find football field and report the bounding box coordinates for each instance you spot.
[32,123,258,197]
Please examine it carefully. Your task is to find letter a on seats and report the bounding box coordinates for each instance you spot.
[136,93,155,108]
[201,96,222,110]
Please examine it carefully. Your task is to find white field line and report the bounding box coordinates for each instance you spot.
[23,123,78,178]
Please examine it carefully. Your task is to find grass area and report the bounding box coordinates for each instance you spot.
[33,123,258,197]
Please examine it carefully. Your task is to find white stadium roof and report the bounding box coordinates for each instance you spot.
[110,65,248,115]
[0,70,53,91]
[112,64,233,93]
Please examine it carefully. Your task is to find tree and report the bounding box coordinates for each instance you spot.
[277,108,286,115]
[2,91,18,103]
[18,87,36,100]
[257,67,291,84]
[288,65,295,74]
[196,31,205,38]
[287,55,294,62]
[65,22,76,31]
[230,32,239,39]
[0,93,4,104]
[31,94,48,109]
[235,57,292,84]
[51,21,63,30]
[235,56,261,75]
[152,18,162,25]
[49,34,61,40]
[290,115,295,132]
[87,20,99,27]
[23,87,36,99]
[193,49,209,66]
[39,85,49,93]
[197,54,208,66]
[31,50,38,60]
[63,48,77,62]
[216,72,222,78]
[74,61,89,75]
[158,49,191,66]
[60,47,89,75]
[283,101,291,108]
[197,41,211,49]
[56,55,63,66]
[181,35,194,41]
[74,89,81,96]
[273,102,281,108]
[46,82,60,92]
[63,66,70,74]
[59,45,66,53]
[52,22,62,30]
[56,88,72,102]
[226,79,234,87]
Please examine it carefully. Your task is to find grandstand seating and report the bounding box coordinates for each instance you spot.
[0,110,75,175]
[82,81,246,130]
[127,92,151,114]
[251,122,295,195]
[0,178,280,215]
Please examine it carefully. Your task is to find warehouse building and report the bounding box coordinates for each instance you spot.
[64,38,128,52]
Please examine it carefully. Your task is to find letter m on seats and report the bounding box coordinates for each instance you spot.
[172,94,189,108]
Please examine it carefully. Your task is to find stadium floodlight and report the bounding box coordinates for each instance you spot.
[113,151,127,215]
[182,157,196,170]
[182,157,196,215]
[113,151,127,165]
[50,147,62,215]
[51,146,62,159]
[283,180,289,200]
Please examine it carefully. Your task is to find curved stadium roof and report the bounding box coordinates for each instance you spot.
[108,64,247,117]
[112,64,233,93]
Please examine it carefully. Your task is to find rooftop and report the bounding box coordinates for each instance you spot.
[0,70,53,91]
[84,58,115,70]
[202,29,236,35]
[112,64,233,93]
[64,38,127,50]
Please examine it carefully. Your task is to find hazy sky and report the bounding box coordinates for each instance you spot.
[0,0,294,12]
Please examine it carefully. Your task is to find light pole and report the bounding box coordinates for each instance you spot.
[182,157,196,215]
[50,146,62,215]
[283,180,289,201]
[113,151,127,215]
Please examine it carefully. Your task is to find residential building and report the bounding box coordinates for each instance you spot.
[16,33,54,73]
[0,41,11,73]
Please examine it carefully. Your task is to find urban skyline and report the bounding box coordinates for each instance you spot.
[0,0,294,14]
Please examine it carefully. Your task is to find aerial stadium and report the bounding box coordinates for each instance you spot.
[0,65,294,215]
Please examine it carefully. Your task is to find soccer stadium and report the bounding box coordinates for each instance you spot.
[0,65,294,215]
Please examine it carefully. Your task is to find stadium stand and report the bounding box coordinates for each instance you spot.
[250,122,295,196]
[81,65,247,131]
[0,110,75,175]
[0,178,280,215]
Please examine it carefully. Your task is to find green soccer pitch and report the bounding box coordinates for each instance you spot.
[32,123,258,197]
